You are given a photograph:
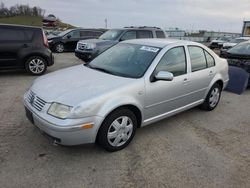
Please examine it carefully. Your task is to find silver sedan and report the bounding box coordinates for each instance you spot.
[24,39,229,151]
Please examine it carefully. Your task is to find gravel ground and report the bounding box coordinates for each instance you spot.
[0,53,249,188]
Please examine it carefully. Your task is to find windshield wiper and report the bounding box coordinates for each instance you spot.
[86,64,115,75]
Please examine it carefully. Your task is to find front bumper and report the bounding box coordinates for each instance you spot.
[75,49,98,62]
[23,95,104,146]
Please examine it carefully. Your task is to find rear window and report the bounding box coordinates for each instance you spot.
[156,31,165,38]
[137,30,153,38]
[0,27,33,41]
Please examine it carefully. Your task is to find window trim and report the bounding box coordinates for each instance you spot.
[203,49,216,68]
[151,45,187,79]
[188,45,214,72]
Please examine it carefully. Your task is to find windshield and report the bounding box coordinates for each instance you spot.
[58,29,73,37]
[227,43,250,55]
[88,43,161,78]
[99,29,123,40]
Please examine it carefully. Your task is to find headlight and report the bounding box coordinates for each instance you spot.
[85,43,96,50]
[47,102,72,119]
[48,40,53,43]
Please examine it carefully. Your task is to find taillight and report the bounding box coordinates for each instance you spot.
[42,30,49,48]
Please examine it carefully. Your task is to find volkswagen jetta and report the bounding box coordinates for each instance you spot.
[24,39,229,151]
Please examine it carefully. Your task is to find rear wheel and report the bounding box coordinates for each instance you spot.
[97,108,137,152]
[200,83,222,111]
[25,56,47,75]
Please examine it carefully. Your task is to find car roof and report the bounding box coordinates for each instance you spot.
[122,38,199,48]
[0,24,41,30]
[110,27,163,31]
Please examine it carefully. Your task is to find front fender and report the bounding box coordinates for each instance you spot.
[96,95,144,120]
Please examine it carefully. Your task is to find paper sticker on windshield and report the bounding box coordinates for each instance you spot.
[140,46,159,53]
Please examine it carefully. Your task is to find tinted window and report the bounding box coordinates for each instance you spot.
[120,31,136,40]
[89,43,160,78]
[137,30,153,38]
[155,47,186,76]
[80,30,93,37]
[67,30,80,39]
[204,51,215,67]
[0,28,28,41]
[188,46,207,72]
[156,31,165,38]
[227,43,250,55]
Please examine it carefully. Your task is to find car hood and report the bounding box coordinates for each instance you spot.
[223,42,237,47]
[78,39,118,47]
[211,39,225,43]
[31,65,135,106]
[47,35,61,40]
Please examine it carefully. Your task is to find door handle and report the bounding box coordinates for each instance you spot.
[183,78,189,84]
[23,44,29,48]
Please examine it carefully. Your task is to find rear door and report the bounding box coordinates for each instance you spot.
[186,46,216,101]
[0,26,30,68]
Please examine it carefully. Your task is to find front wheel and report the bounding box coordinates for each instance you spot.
[25,56,47,75]
[97,109,137,152]
[54,43,64,53]
[200,83,222,111]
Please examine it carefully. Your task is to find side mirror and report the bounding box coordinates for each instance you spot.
[67,34,71,39]
[155,71,174,81]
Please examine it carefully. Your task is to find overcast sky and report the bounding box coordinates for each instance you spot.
[2,0,250,33]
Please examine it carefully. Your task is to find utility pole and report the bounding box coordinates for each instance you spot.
[105,18,107,29]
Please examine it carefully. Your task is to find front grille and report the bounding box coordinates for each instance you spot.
[78,43,86,50]
[27,91,46,111]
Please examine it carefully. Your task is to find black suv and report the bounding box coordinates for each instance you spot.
[75,26,167,62]
[47,28,107,53]
[0,24,54,75]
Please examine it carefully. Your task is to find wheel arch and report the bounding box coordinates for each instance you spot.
[22,53,49,66]
[95,104,143,143]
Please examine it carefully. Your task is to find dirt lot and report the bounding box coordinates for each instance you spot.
[0,53,249,188]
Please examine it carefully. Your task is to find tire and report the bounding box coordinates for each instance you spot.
[97,108,137,152]
[200,83,222,111]
[54,43,64,53]
[25,56,47,75]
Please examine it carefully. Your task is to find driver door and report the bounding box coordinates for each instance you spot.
[63,30,81,51]
[144,46,192,123]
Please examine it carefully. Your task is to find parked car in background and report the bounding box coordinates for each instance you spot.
[0,24,54,75]
[24,39,228,151]
[75,26,167,62]
[48,28,106,53]
[209,36,232,49]
[220,41,250,86]
[220,37,250,53]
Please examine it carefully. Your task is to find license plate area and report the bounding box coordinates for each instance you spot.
[25,107,34,124]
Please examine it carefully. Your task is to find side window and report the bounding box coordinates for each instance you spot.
[120,31,136,41]
[0,28,27,41]
[156,31,165,38]
[188,46,207,72]
[92,31,103,37]
[67,30,80,39]
[155,46,186,77]
[137,30,153,38]
[80,30,90,37]
[204,51,215,67]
